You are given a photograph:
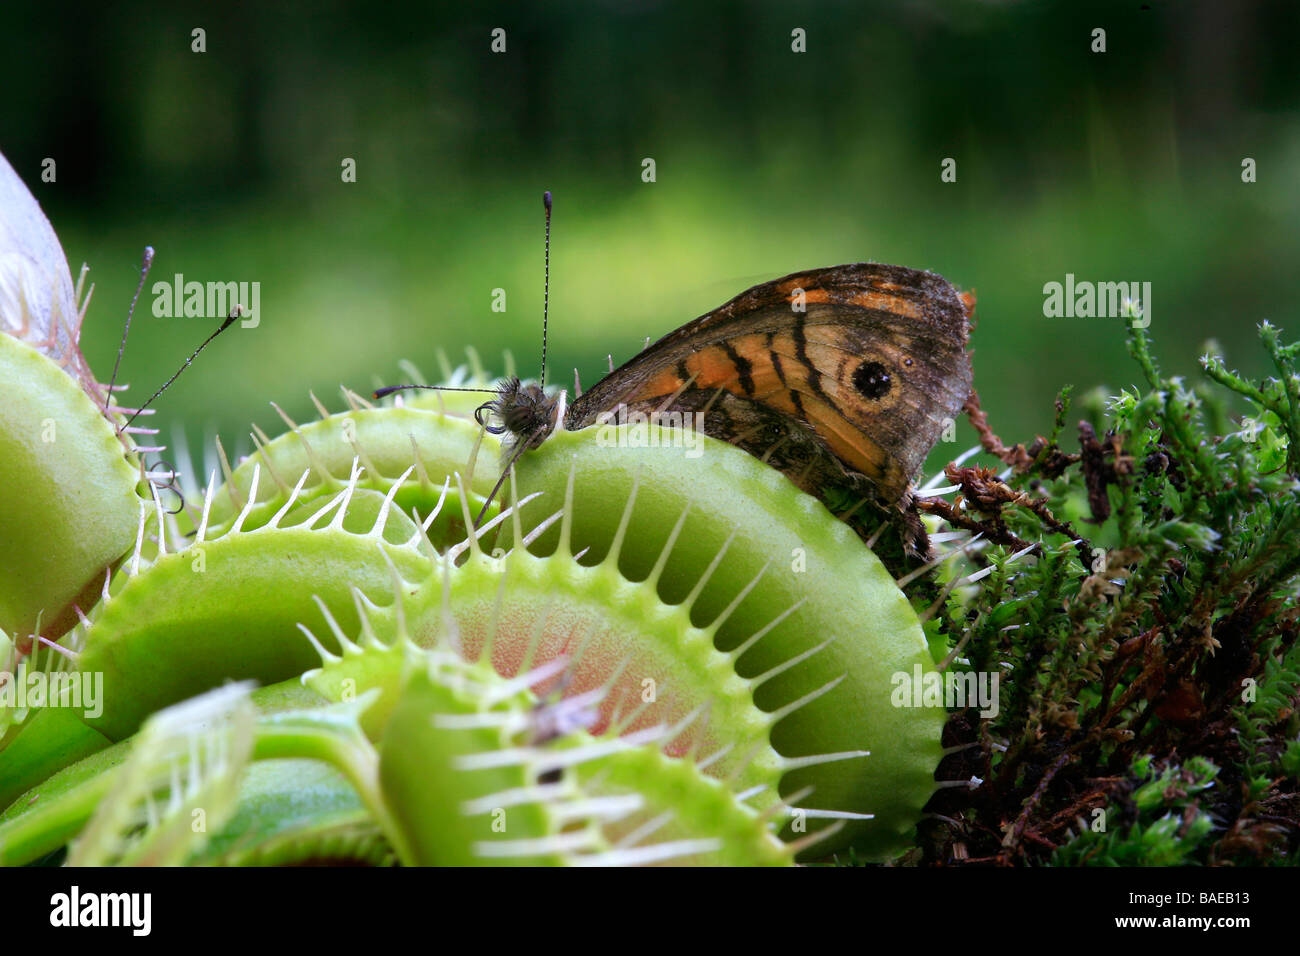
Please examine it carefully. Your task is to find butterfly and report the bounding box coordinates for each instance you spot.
[379,195,975,557]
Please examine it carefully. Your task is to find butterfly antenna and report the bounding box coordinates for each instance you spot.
[104,246,155,413]
[540,190,551,389]
[118,306,241,432]
[373,383,499,400]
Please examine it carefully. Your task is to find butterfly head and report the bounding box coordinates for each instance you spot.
[475,376,565,451]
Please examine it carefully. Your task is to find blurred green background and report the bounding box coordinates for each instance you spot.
[3,0,1297,473]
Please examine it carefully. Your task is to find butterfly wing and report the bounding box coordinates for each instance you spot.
[565,263,973,506]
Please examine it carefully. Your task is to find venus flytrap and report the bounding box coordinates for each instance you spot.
[0,677,333,867]
[12,150,1293,867]
[192,758,389,866]
[66,682,257,866]
[0,152,956,863]
[203,396,505,546]
[0,734,131,866]
[0,155,146,645]
[298,597,800,865]
[378,662,796,866]
[0,676,398,867]
[2,577,803,868]
[0,459,444,805]
[71,462,442,738]
[562,738,800,865]
[0,332,142,640]
[504,423,947,858]
[444,509,787,800]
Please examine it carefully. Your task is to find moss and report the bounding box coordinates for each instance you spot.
[918,315,1300,866]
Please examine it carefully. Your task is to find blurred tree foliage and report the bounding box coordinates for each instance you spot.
[1,0,1297,470]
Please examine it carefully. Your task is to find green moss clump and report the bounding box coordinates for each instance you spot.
[917,315,1300,866]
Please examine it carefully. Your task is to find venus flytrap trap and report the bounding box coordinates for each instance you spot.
[202,388,505,547]
[67,464,435,741]
[66,682,257,866]
[503,423,948,858]
[4,605,801,868]
[21,578,802,868]
[0,156,147,647]
[377,651,664,865]
[0,457,444,806]
[444,543,786,797]
[0,734,132,866]
[0,159,166,809]
[0,678,349,867]
[298,595,801,865]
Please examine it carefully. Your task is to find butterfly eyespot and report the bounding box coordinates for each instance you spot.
[852,360,892,400]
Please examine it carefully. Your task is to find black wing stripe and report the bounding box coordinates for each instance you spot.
[720,341,756,396]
